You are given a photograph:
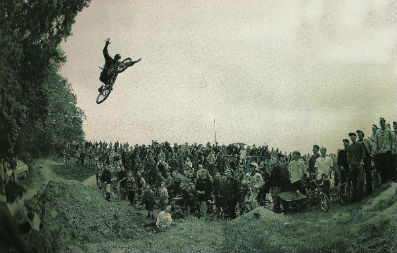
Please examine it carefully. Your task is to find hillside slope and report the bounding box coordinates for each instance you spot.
[224,183,397,253]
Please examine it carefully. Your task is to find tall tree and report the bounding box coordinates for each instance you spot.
[0,0,90,158]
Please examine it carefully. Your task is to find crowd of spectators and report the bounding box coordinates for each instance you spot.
[64,117,397,218]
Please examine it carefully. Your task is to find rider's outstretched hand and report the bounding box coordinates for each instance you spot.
[105,38,111,44]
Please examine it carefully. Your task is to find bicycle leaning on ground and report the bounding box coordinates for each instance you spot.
[329,179,352,205]
[305,177,331,212]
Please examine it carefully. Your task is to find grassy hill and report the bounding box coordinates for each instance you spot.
[224,183,397,253]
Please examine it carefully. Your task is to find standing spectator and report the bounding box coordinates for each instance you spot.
[88,148,93,165]
[0,159,6,195]
[142,184,155,218]
[9,157,17,183]
[368,125,378,153]
[121,148,127,168]
[195,166,213,217]
[101,166,112,201]
[337,139,350,189]
[158,182,169,211]
[314,147,333,197]
[374,118,394,183]
[368,125,381,187]
[288,151,306,195]
[79,149,86,165]
[125,172,136,206]
[392,121,397,181]
[347,133,365,201]
[308,145,320,190]
[357,130,374,194]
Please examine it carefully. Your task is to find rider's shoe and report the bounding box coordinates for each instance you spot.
[98,86,103,93]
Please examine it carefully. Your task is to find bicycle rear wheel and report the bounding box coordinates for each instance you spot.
[96,86,112,104]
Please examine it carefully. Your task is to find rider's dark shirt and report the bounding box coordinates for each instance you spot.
[103,44,120,74]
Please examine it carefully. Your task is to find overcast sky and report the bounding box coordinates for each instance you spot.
[60,0,397,154]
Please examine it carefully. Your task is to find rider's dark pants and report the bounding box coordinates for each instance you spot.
[350,164,364,201]
[100,70,108,83]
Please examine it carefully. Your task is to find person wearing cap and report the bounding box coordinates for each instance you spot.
[347,132,365,201]
[357,130,374,194]
[374,118,394,183]
[314,147,333,197]
[288,151,307,195]
[337,139,350,189]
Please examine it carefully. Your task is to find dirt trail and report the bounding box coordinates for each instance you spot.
[24,159,67,200]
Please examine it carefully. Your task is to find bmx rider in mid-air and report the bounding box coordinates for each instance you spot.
[98,38,141,93]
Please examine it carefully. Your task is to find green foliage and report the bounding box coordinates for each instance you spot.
[0,0,90,158]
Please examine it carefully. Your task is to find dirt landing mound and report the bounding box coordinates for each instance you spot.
[26,180,149,252]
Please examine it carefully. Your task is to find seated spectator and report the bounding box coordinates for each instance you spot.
[156,205,173,230]
[0,181,29,252]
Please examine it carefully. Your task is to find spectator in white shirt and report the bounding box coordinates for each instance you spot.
[314,147,334,196]
[288,151,307,195]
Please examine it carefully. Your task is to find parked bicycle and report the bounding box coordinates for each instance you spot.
[306,178,331,212]
[329,180,352,205]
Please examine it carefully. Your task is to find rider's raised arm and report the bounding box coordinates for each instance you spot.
[103,42,112,61]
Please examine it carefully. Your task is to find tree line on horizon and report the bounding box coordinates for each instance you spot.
[0,0,91,160]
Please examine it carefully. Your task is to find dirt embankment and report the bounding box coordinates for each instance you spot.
[224,183,397,253]
[21,158,397,253]
[23,159,153,252]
